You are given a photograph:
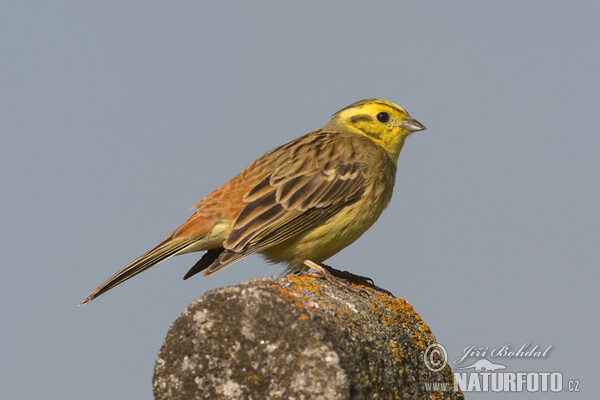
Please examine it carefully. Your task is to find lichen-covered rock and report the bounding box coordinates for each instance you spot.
[153,275,462,400]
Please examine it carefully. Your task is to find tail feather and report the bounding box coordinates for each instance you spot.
[79,238,195,305]
[182,247,224,280]
[203,248,257,276]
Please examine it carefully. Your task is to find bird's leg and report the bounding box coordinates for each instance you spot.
[302,260,372,293]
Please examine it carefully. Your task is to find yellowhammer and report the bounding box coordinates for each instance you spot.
[80,99,425,305]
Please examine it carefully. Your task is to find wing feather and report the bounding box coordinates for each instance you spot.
[227,169,365,253]
[197,133,373,275]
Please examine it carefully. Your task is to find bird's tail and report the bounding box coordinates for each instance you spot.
[79,238,195,306]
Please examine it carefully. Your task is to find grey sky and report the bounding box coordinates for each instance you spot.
[2,2,598,399]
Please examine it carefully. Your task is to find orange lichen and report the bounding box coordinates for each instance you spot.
[247,372,262,383]
[285,275,325,296]
[389,339,404,364]
[262,276,328,320]
[367,293,435,351]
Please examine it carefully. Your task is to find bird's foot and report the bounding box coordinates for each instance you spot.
[301,260,375,294]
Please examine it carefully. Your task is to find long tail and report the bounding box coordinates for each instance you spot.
[79,238,195,306]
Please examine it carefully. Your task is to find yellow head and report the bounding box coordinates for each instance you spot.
[326,99,426,161]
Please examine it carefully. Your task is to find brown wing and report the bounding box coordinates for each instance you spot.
[197,132,369,276]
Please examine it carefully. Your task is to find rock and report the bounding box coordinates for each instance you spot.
[153,275,463,399]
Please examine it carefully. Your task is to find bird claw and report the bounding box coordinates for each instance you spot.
[301,260,373,294]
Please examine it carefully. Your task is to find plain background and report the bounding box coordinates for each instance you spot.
[2,2,598,399]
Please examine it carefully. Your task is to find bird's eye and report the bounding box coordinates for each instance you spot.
[376,112,390,123]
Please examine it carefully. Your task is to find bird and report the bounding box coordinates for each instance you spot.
[79,99,425,305]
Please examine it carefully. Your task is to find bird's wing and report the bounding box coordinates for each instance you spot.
[193,133,369,276]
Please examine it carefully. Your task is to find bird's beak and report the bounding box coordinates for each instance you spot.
[399,117,426,133]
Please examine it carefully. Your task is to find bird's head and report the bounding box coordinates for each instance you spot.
[327,98,426,161]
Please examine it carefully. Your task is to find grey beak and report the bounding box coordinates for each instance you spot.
[400,117,426,132]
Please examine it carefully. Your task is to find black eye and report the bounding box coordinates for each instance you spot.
[376,112,389,123]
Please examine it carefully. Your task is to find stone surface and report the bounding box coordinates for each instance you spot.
[153,275,463,399]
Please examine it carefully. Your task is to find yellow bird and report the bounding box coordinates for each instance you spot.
[80,99,425,305]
